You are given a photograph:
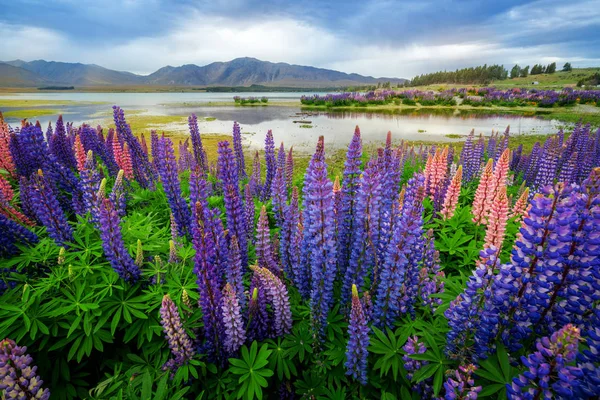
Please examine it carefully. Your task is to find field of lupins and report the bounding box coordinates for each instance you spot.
[0,106,599,400]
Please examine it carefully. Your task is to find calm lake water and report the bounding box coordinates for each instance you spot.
[1,92,563,151]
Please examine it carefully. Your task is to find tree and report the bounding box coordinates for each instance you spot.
[521,66,529,77]
[510,64,521,79]
[562,62,572,72]
[547,62,556,74]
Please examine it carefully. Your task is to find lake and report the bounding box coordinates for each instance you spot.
[0,92,563,151]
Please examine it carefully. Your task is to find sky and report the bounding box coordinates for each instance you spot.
[0,0,599,78]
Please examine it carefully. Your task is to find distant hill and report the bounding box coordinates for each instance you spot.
[0,57,407,88]
[4,60,144,86]
[0,63,50,87]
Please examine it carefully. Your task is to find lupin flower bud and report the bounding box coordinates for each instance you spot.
[135,239,144,267]
[0,339,50,400]
[221,283,246,353]
[509,187,529,221]
[97,198,141,283]
[441,165,462,219]
[58,247,66,265]
[160,294,195,370]
[109,170,127,218]
[169,240,179,264]
[508,324,582,399]
[345,284,370,385]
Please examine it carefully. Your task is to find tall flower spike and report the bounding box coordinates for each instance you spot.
[221,283,246,353]
[262,130,276,201]
[509,187,529,222]
[485,148,510,210]
[248,151,262,198]
[256,205,280,276]
[508,324,582,399]
[250,265,292,336]
[135,239,144,267]
[155,137,191,237]
[0,111,15,178]
[0,338,50,400]
[244,185,255,241]
[345,284,370,385]
[169,240,179,264]
[97,197,141,283]
[483,185,509,250]
[217,141,248,267]
[227,235,245,310]
[441,165,462,219]
[188,114,207,173]
[302,136,337,335]
[160,294,195,371]
[232,122,246,178]
[109,169,127,218]
[247,284,269,342]
[29,170,73,246]
[74,134,86,171]
[285,146,294,189]
[271,143,287,228]
[0,213,38,257]
[472,158,494,225]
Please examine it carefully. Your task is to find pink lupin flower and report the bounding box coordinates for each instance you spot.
[74,134,86,172]
[425,147,449,198]
[121,144,134,180]
[0,111,15,178]
[483,185,509,250]
[0,174,14,203]
[485,148,510,212]
[472,158,494,225]
[509,187,530,222]
[441,165,463,220]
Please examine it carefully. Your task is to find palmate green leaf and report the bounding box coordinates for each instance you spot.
[229,342,274,400]
[412,363,439,383]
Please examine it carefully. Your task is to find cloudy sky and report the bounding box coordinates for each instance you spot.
[1,0,599,78]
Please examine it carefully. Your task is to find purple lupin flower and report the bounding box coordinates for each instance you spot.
[256,205,280,276]
[112,106,156,188]
[342,158,382,305]
[271,142,287,228]
[160,294,195,371]
[244,185,255,242]
[232,122,246,179]
[221,283,246,354]
[109,169,127,218]
[403,336,432,396]
[338,126,363,282]
[247,284,269,342]
[29,170,74,246]
[227,236,245,310]
[192,201,224,360]
[155,137,191,237]
[0,338,50,400]
[78,150,102,218]
[188,114,207,173]
[285,146,294,190]
[280,186,301,285]
[508,324,582,399]
[97,197,141,283]
[49,115,77,171]
[373,174,424,329]
[345,284,370,385]
[0,214,38,257]
[262,130,276,201]
[248,151,262,198]
[442,364,482,400]
[250,265,292,336]
[217,141,248,267]
[302,136,337,334]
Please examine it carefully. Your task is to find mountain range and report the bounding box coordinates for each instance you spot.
[0,58,406,88]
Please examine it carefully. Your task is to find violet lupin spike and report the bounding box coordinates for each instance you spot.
[262,130,276,201]
[256,205,280,276]
[345,284,370,385]
[302,136,337,335]
[285,146,294,189]
[250,265,292,336]
[97,197,141,283]
[244,185,255,241]
[188,114,207,173]
[29,169,73,247]
[442,364,482,400]
[221,283,246,354]
[271,143,287,228]
[0,338,50,400]
[232,122,246,178]
[217,141,248,267]
[248,151,262,198]
[227,235,246,310]
[247,285,269,343]
[160,294,195,371]
[507,324,582,399]
[280,186,303,290]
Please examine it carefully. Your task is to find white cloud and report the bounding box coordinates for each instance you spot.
[0,23,68,61]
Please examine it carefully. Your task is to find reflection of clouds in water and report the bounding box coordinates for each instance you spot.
[3,93,562,151]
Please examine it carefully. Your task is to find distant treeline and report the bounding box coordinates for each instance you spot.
[409,65,508,86]
[37,86,75,90]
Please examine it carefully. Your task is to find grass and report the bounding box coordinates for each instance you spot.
[0,99,77,107]
[299,124,313,128]
[1,109,62,119]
